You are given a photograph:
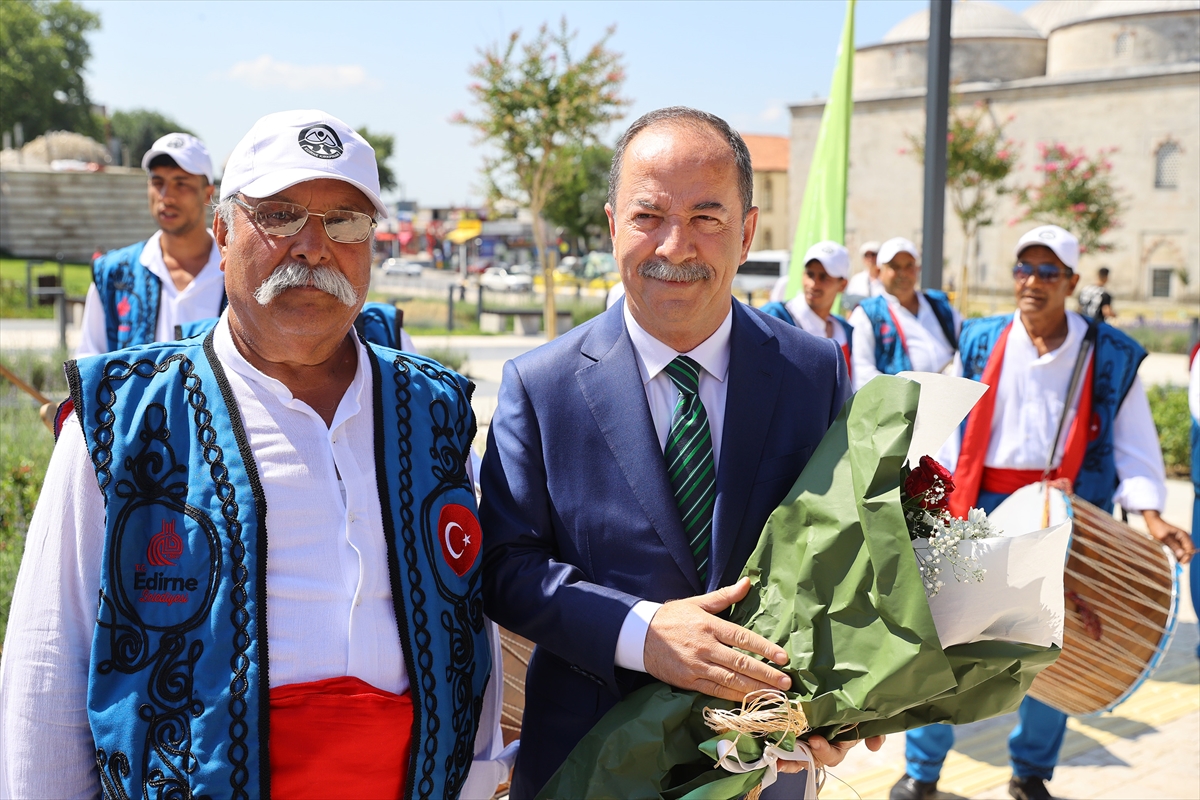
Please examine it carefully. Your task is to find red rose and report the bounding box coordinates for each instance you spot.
[904,456,955,509]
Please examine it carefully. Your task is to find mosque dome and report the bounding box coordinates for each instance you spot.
[856,1,1047,94]
[882,0,1043,44]
[1037,0,1200,76]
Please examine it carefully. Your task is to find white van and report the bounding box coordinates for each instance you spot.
[733,250,790,295]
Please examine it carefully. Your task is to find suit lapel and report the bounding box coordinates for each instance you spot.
[709,304,783,590]
[576,305,703,594]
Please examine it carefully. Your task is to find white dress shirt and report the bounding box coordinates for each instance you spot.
[936,311,1167,513]
[845,270,883,299]
[612,303,734,673]
[849,291,961,391]
[75,231,225,357]
[785,296,849,347]
[0,314,508,799]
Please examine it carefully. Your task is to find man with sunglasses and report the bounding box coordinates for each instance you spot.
[848,237,960,391]
[76,133,224,357]
[760,240,854,375]
[891,224,1193,800]
[1,110,508,799]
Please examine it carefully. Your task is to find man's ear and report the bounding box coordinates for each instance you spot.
[213,212,229,273]
[739,206,760,263]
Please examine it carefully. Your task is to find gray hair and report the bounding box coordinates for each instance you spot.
[214,197,237,242]
[608,107,755,217]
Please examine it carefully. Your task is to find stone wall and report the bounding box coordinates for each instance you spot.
[789,68,1200,304]
[750,169,789,252]
[1047,11,1200,77]
[0,168,158,262]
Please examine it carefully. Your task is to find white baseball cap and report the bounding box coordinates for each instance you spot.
[877,237,920,266]
[860,241,881,256]
[803,241,850,280]
[141,133,214,183]
[1015,225,1079,271]
[220,109,388,219]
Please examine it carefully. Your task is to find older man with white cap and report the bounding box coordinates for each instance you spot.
[848,236,961,391]
[890,223,1193,800]
[0,110,509,800]
[76,133,225,356]
[844,240,883,301]
[761,240,854,372]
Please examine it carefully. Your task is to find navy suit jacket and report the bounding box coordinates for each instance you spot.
[480,299,850,798]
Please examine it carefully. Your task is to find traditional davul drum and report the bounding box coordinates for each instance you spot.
[991,484,1181,715]
[499,628,534,745]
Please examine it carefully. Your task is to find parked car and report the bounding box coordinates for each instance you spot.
[467,258,495,275]
[381,257,423,277]
[480,267,533,293]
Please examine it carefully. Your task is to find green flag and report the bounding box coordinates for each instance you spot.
[786,0,855,301]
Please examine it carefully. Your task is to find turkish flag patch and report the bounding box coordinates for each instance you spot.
[437,503,481,577]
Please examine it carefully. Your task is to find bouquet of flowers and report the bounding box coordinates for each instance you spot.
[537,375,1070,800]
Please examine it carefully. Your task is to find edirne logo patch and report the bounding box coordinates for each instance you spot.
[298,124,344,159]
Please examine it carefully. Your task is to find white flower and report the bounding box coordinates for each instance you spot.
[912,506,1000,597]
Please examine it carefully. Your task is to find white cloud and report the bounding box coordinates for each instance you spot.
[225,55,373,91]
[759,101,786,123]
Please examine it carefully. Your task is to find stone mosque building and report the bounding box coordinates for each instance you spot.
[788,0,1199,306]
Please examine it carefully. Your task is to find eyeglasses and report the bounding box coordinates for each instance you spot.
[231,196,376,243]
[1013,261,1072,283]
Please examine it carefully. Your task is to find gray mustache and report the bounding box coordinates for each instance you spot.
[636,259,715,283]
[253,262,359,307]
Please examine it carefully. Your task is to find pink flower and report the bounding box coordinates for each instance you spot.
[997,149,1010,160]
[947,133,956,142]
[1073,203,1088,212]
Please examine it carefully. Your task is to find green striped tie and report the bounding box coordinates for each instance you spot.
[663,356,715,585]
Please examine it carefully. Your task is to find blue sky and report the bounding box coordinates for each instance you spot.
[79,0,1036,207]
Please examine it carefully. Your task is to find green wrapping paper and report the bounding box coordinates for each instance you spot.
[538,377,1059,800]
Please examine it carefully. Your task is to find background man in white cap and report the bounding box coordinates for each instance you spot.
[844,240,883,302]
[761,240,854,373]
[848,236,960,391]
[891,223,1192,800]
[76,132,224,356]
[1,110,508,799]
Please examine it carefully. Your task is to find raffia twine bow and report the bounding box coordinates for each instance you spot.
[703,689,823,799]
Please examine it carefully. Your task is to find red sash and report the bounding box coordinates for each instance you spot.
[886,305,910,361]
[270,676,413,799]
[841,342,853,381]
[949,325,1096,517]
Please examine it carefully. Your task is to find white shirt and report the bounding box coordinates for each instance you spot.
[0,314,508,799]
[612,303,734,673]
[845,270,883,299]
[1189,351,1199,423]
[849,291,961,391]
[936,311,1168,513]
[785,296,849,347]
[75,231,225,357]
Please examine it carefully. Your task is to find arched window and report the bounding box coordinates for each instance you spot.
[762,176,774,212]
[1155,141,1181,189]
[1115,31,1131,57]
[763,229,773,250]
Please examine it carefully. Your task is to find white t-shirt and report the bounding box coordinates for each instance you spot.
[76,231,225,356]
[784,296,849,347]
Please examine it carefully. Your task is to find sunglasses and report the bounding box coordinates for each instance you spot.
[1013,262,1072,282]
[232,196,376,244]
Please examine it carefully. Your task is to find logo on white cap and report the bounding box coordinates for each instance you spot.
[298,125,344,160]
[1039,230,1056,241]
[164,136,185,149]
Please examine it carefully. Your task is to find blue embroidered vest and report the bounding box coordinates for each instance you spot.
[93,242,158,352]
[67,332,489,800]
[958,313,1147,512]
[176,303,406,350]
[94,241,228,352]
[859,290,957,374]
[758,302,854,352]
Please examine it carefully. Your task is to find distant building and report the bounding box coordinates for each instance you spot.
[789,0,1199,304]
[742,134,790,252]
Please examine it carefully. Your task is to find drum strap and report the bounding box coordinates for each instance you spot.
[951,324,1097,517]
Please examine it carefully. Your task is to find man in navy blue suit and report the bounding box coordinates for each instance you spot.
[480,107,881,798]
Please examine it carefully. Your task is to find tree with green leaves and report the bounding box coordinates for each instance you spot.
[356,126,397,193]
[1018,142,1122,254]
[541,142,613,255]
[906,100,1019,309]
[0,0,101,141]
[110,109,194,166]
[458,18,628,337]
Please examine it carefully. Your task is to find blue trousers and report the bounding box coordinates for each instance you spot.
[1192,488,1199,658]
[905,487,1067,782]
[905,696,1067,781]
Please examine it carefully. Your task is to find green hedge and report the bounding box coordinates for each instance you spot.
[1147,385,1191,478]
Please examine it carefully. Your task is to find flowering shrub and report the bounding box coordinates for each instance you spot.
[901,456,996,596]
[1018,142,1123,254]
